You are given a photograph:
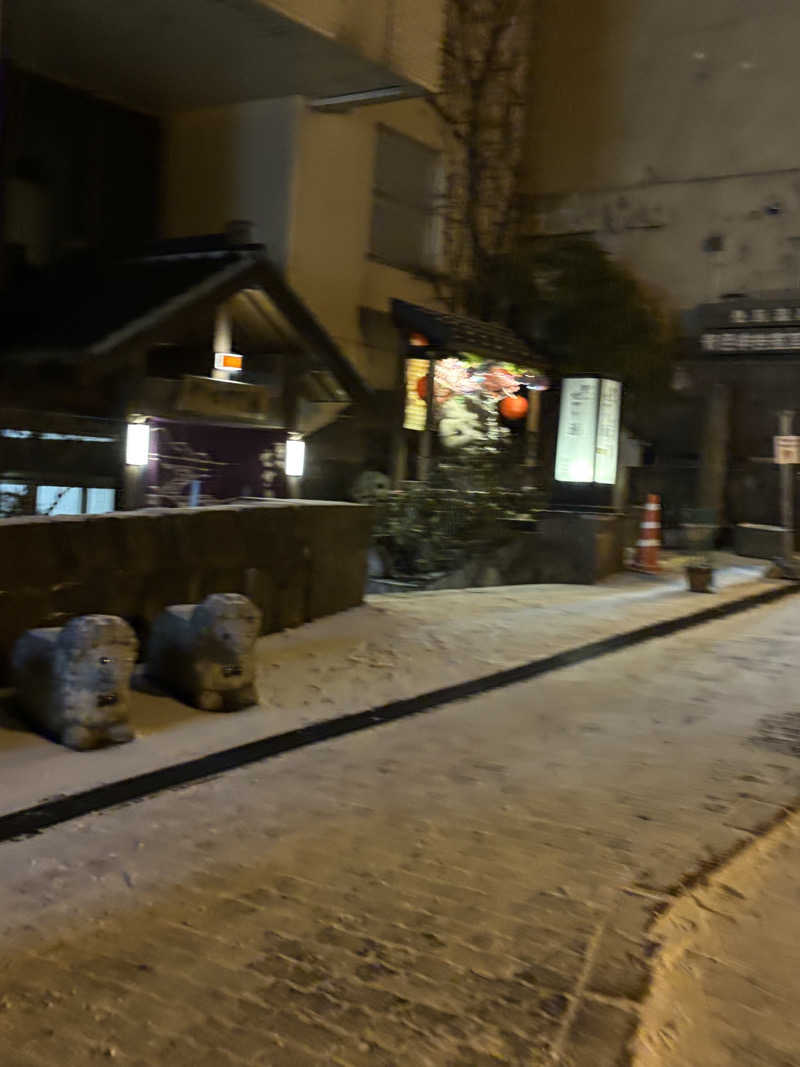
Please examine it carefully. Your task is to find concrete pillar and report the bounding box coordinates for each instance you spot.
[696,383,731,524]
[212,305,232,381]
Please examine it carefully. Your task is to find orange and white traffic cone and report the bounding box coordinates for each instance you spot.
[632,493,661,573]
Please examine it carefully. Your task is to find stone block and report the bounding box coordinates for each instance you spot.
[146,593,261,711]
[173,508,246,570]
[243,567,270,632]
[235,504,295,570]
[0,520,64,590]
[683,522,717,552]
[108,511,169,574]
[0,588,53,677]
[198,568,249,603]
[274,574,309,631]
[0,503,372,682]
[535,511,624,584]
[11,615,137,749]
[309,546,366,618]
[734,523,784,560]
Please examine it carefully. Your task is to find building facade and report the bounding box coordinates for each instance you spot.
[526,0,800,308]
[526,0,800,535]
[1,0,449,504]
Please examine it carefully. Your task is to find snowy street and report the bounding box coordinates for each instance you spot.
[2,583,800,1065]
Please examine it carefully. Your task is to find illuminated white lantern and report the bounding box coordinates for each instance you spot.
[125,422,151,466]
[284,438,306,478]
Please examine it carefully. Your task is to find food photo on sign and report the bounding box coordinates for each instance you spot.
[404,354,548,449]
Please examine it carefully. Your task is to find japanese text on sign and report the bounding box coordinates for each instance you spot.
[702,331,800,353]
[729,307,800,325]
[594,379,621,485]
[774,436,800,465]
[555,378,599,483]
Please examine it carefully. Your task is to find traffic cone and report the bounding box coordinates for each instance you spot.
[632,494,661,573]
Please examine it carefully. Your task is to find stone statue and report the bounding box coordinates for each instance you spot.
[146,593,261,711]
[12,615,138,750]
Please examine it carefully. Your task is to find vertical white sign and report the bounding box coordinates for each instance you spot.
[554,378,599,483]
[593,379,621,484]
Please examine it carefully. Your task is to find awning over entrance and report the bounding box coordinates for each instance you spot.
[391,299,535,365]
[6,0,430,114]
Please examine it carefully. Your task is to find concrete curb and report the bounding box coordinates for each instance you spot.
[1,579,799,844]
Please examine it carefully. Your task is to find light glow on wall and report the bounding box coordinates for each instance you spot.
[125,422,151,466]
[284,438,305,478]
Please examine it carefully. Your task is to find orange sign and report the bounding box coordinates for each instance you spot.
[214,352,243,371]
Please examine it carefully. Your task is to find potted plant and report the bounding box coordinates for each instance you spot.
[686,554,714,593]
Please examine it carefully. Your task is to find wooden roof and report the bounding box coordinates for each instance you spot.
[0,243,369,403]
[391,299,534,364]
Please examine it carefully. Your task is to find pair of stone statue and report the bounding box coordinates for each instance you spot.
[11,593,261,750]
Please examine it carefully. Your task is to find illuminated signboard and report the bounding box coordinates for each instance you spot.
[696,302,800,355]
[404,358,429,431]
[594,378,622,485]
[554,377,621,485]
[214,352,243,371]
[555,378,598,483]
[701,331,800,353]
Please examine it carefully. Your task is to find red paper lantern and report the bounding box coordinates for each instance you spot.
[409,332,430,348]
[416,375,429,399]
[499,394,529,421]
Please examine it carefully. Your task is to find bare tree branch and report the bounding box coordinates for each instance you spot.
[429,0,534,314]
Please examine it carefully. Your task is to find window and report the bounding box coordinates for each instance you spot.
[85,488,116,514]
[370,127,440,273]
[34,485,116,515]
[0,482,28,517]
[36,485,83,515]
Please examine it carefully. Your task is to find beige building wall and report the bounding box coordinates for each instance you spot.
[264,0,445,93]
[526,0,800,308]
[162,95,443,390]
[287,97,442,389]
[162,98,303,267]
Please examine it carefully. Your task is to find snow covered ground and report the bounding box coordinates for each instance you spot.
[0,555,774,815]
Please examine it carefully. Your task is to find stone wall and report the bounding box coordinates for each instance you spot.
[371,513,625,593]
[0,501,373,682]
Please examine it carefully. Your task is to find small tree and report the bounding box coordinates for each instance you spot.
[525,237,679,397]
[453,236,678,398]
